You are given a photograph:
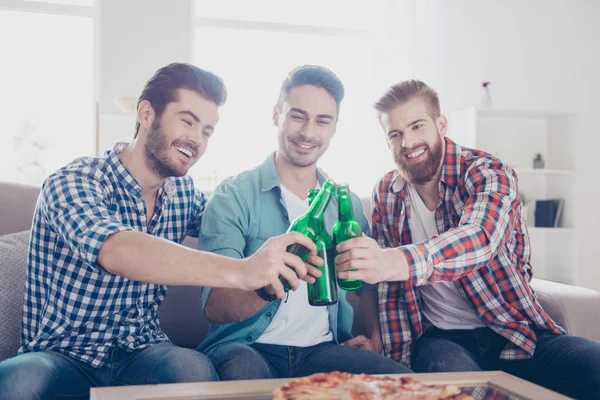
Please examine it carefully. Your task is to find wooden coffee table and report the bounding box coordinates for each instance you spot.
[90,371,572,399]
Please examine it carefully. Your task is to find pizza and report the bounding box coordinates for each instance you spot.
[272,371,474,400]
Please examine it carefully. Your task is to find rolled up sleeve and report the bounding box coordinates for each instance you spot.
[198,180,250,309]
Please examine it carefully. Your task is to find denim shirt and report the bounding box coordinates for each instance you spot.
[196,152,371,354]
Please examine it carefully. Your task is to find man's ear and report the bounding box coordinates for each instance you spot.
[137,100,155,133]
[272,105,280,127]
[437,114,448,137]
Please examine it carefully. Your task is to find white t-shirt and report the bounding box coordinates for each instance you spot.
[255,183,333,346]
[406,184,485,330]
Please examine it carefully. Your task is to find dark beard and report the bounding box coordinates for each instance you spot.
[144,120,185,179]
[395,135,444,185]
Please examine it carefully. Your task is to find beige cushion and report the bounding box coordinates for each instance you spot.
[532,278,600,341]
[0,230,30,362]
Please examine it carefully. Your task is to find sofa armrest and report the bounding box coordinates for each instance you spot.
[531,278,600,341]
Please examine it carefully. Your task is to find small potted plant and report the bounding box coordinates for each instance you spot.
[533,153,545,169]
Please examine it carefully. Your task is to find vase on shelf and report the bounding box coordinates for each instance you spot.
[481,81,492,108]
[533,153,545,169]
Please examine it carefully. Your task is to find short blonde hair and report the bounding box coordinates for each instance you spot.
[374,80,440,120]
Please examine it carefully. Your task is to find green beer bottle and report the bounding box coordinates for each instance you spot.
[308,237,338,306]
[307,188,320,206]
[305,187,338,306]
[332,184,365,291]
[281,180,336,293]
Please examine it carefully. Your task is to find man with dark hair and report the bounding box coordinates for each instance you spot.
[337,79,600,399]
[0,62,320,398]
[196,65,411,380]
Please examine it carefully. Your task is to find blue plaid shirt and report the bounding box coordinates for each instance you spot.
[20,143,207,367]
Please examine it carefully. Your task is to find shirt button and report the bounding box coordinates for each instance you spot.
[246,335,252,342]
[267,312,272,317]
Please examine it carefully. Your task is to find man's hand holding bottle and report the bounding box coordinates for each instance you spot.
[237,231,323,299]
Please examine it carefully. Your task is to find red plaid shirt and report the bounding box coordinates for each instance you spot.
[373,137,565,367]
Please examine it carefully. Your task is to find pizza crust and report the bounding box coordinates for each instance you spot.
[272,371,474,400]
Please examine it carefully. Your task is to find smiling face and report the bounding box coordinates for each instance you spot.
[142,88,218,179]
[274,85,338,168]
[380,96,447,185]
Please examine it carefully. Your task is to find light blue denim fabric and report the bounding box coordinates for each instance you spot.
[0,343,217,399]
[196,152,371,354]
[207,341,411,380]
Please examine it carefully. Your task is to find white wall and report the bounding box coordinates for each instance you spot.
[419,0,600,290]
[95,0,600,290]
[97,0,192,151]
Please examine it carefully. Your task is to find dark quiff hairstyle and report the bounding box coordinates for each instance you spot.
[276,65,345,115]
[134,62,227,138]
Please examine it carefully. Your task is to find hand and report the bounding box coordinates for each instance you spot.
[238,232,323,298]
[335,236,409,284]
[341,335,381,354]
[262,255,324,297]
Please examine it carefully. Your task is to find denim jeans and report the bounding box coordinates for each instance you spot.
[0,342,218,400]
[206,340,412,380]
[412,327,600,399]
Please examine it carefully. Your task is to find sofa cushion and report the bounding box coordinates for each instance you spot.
[531,278,600,341]
[0,230,30,362]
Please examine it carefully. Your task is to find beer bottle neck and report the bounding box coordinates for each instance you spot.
[338,193,354,221]
[307,181,335,222]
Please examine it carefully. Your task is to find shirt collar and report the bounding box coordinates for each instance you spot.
[390,137,462,194]
[259,151,328,192]
[106,142,176,201]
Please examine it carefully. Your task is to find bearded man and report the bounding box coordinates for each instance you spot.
[335,79,600,399]
[0,62,320,399]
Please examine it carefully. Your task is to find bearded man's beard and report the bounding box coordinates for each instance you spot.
[144,120,186,179]
[395,134,444,185]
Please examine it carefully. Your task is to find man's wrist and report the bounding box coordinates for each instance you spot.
[383,248,410,281]
[218,257,244,289]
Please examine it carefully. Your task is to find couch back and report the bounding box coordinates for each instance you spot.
[0,182,369,362]
[0,182,40,237]
[4,181,599,364]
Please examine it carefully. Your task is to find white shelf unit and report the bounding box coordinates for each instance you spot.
[448,107,577,284]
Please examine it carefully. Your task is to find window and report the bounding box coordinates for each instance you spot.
[192,1,395,196]
[194,0,372,30]
[0,1,95,186]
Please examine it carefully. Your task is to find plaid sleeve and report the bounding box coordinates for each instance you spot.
[185,188,208,238]
[399,161,520,285]
[41,172,133,271]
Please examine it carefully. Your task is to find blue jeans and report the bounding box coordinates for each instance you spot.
[412,327,600,399]
[0,342,217,400]
[206,341,412,380]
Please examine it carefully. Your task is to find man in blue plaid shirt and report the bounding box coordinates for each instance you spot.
[0,63,321,399]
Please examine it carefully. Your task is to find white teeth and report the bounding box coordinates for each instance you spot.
[407,148,425,158]
[297,143,315,149]
[175,146,193,157]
